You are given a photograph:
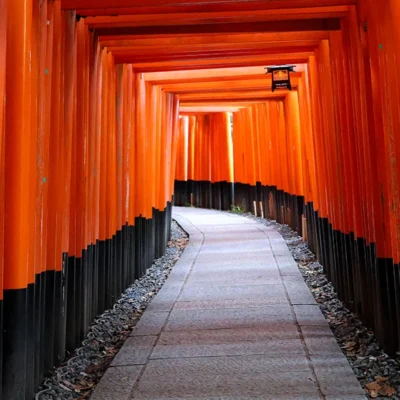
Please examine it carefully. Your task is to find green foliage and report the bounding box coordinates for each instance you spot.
[231,204,245,214]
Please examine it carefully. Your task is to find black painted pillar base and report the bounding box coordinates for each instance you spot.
[28,203,173,398]
[44,270,55,374]
[3,288,27,400]
[54,262,66,367]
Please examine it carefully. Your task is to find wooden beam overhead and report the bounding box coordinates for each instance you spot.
[107,41,319,53]
[180,99,286,107]
[61,0,355,16]
[145,69,304,85]
[180,106,245,113]
[99,31,330,48]
[94,19,341,37]
[111,44,317,64]
[128,53,312,72]
[157,75,301,93]
[148,74,277,86]
[85,6,348,28]
[107,39,320,51]
[178,90,288,101]
[115,47,314,64]
[143,65,305,82]
[60,0,349,76]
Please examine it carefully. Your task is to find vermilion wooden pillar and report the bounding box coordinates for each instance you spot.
[4,0,33,398]
[0,0,6,397]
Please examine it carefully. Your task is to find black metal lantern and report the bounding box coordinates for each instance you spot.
[264,65,295,92]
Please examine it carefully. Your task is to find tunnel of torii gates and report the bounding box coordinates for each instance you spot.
[1,0,400,398]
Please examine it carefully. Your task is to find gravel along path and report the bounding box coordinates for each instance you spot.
[34,220,188,400]
[237,211,400,400]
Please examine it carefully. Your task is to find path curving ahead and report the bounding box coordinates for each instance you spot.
[90,207,365,400]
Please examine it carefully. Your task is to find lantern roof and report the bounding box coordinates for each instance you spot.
[264,65,296,73]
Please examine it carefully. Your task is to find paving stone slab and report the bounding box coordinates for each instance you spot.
[178,283,287,302]
[276,255,304,276]
[146,284,183,312]
[184,279,284,289]
[195,250,276,262]
[146,299,176,312]
[160,269,187,283]
[192,257,277,266]
[301,325,343,355]
[255,224,283,236]
[293,305,329,326]
[90,366,143,400]
[133,356,318,399]
[287,292,317,305]
[154,281,183,295]
[186,270,281,284]
[200,232,260,240]
[133,396,322,400]
[173,296,289,310]
[310,355,364,396]
[325,397,368,400]
[131,311,169,336]
[269,245,292,256]
[166,305,294,332]
[166,260,194,282]
[282,275,312,283]
[111,336,157,366]
[192,261,279,274]
[156,325,300,345]
[283,277,318,305]
[201,227,263,235]
[151,327,303,359]
[200,241,272,253]
[151,339,305,360]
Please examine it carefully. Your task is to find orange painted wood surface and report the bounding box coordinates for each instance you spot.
[4,0,33,290]
[0,0,5,298]
[2,0,400,370]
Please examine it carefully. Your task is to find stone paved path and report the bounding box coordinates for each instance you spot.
[90,207,366,400]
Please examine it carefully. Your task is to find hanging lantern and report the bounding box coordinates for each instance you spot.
[264,65,295,92]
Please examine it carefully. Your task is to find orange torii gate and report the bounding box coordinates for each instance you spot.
[1,0,400,399]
